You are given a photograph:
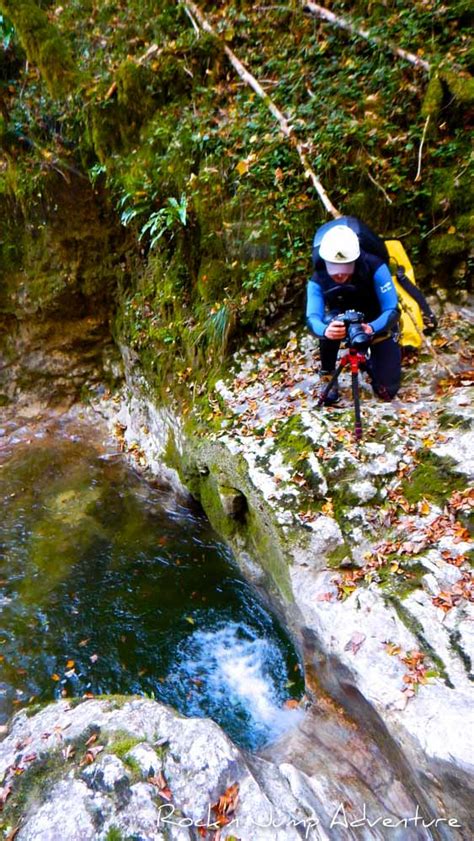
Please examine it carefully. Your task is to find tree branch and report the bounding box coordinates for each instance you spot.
[303,2,431,73]
[180,0,340,219]
[414,115,430,183]
[366,171,393,205]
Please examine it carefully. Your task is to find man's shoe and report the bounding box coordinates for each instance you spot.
[319,372,340,405]
[423,313,438,335]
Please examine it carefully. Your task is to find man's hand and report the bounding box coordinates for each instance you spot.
[362,323,374,335]
[324,319,346,340]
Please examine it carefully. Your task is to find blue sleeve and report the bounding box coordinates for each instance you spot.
[306,280,327,337]
[369,264,399,335]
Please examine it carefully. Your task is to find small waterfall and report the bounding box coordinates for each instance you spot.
[166,622,303,748]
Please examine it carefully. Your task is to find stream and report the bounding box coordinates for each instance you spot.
[0,407,303,751]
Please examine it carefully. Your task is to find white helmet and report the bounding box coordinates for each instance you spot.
[319,225,360,263]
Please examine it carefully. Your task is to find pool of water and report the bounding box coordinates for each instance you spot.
[0,411,303,749]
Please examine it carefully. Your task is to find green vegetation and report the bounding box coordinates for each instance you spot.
[0,0,472,395]
[0,0,77,96]
[402,450,465,506]
[108,734,142,761]
[105,829,124,841]
[387,596,451,686]
[0,0,473,400]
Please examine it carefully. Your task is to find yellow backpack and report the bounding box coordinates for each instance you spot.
[385,240,424,349]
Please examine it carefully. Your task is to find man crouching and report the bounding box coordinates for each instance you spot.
[306,223,401,404]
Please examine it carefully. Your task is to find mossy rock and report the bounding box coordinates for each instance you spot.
[327,542,352,569]
[421,76,444,120]
[87,99,134,162]
[197,258,230,303]
[152,51,193,104]
[401,451,465,507]
[440,69,474,106]
[428,232,468,263]
[116,59,156,126]
[431,167,473,215]
[0,0,78,97]
[174,438,294,601]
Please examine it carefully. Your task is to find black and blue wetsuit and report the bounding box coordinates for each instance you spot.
[306,249,402,400]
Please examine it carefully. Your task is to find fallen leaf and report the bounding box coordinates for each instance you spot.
[62,744,75,761]
[344,632,366,654]
[0,784,12,806]
[80,745,104,766]
[149,771,173,801]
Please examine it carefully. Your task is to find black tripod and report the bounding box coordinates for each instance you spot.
[317,345,368,441]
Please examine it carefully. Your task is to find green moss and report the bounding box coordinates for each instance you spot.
[116,60,156,121]
[0,0,77,96]
[401,451,465,506]
[431,167,473,215]
[197,258,230,303]
[0,724,106,829]
[437,411,472,431]
[379,561,428,600]
[108,734,142,761]
[88,100,130,163]
[327,543,352,568]
[421,76,444,119]
[440,69,474,106]
[0,752,65,829]
[386,596,451,687]
[25,700,50,717]
[175,439,294,601]
[89,694,140,710]
[428,232,468,262]
[163,429,181,474]
[449,630,473,679]
[105,829,124,841]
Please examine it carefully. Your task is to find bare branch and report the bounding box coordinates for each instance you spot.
[367,171,393,205]
[303,2,431,73]
[414,115,430,183]
[182,4,201,37]
[180,0,340,218]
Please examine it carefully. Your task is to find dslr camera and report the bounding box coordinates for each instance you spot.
[339,310,371,351]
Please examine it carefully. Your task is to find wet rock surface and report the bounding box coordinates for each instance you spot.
[0,698,456,841]
[93,302,473,837]
[1,299,472,838]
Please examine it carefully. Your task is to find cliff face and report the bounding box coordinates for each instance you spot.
[0,172,128,405]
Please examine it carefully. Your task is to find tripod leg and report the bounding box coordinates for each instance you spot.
[317,361,344,407]
[352,372,363,441]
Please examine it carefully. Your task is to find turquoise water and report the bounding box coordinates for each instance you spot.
[0,414,303,749]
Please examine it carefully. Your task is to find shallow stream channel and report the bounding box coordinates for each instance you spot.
[0,408,303,751]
